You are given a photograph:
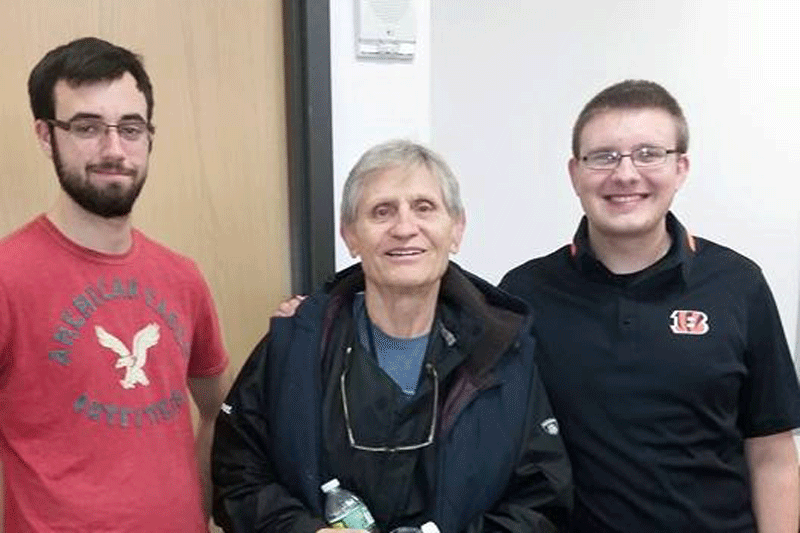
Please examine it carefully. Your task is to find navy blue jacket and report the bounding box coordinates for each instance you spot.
[212,263,572,533]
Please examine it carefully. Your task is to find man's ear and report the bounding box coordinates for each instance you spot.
[567,157,581,196]
[675,153,690,191]
[340,223,359,258]
[449,214,466,254]
[34,120,54,159]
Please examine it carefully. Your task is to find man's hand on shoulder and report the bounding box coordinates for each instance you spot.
[273,295,306,318]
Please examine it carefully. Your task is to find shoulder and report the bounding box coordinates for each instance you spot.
[690,236,765,286]
[0,217,41,247]
[693,237,760,268]
[237,292,332,393]
[451,263,528,316]
[134,230,200,271]
[0,216,50,249]
[132,230,215,290]
[500,245,572,293]
[0,217,54,281]
[268,290,331,340]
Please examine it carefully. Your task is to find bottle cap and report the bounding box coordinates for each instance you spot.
[420,522,440,533]
[320,478,340,493]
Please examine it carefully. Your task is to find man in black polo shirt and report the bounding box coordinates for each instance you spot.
[500,80,800,532]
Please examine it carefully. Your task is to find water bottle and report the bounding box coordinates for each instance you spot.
[389,522,440,533]
[321,478,378,532]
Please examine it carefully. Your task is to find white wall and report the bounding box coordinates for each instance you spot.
[430,1,800,358]
[330,0,431,268]
[331,0,800,447]
[330,0,800,356]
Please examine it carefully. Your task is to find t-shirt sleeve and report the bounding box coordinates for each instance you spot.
[187,271,229,378]
[739,272,800,437]
[0,280,10,379]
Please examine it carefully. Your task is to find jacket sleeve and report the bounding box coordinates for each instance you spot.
[211,331,328,533]
[464,340,573,533]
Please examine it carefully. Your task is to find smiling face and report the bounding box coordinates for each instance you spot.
[341,164,465,297]
[36,72,151,218]
[568,107,689,245]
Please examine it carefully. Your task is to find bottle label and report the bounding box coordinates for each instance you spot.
[330,505,376,530]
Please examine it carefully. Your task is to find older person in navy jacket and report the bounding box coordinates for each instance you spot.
[212,140,572,533]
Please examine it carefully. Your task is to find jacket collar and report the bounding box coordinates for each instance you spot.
[320,262,526,379]
[438,263,525,380]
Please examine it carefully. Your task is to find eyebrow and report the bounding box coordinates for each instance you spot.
[369,199,397,209]
[585,143,662,154]
[120,113,147,122]
[411,196,438,205]
[65,112,147,122]
[584,145,618,154]
[369,195,439,206]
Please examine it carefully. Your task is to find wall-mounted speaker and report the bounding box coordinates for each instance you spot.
[357,0,416,59]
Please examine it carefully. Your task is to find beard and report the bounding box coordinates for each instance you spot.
[52,136,147,218]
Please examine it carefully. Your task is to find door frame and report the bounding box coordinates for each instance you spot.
[284,0,335,294]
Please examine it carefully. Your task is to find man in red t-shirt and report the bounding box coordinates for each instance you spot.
[0,37,230,532]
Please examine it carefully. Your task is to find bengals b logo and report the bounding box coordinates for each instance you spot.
[670,310,710,335]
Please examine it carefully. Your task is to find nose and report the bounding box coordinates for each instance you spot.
[98,126,126,159]
[390,205,419,238]
[610,154,640,184]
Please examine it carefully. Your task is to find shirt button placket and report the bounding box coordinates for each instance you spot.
[619,298,635,331]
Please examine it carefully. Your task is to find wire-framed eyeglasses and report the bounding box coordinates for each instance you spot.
[47,117,155,142]
[581,146,679,170]
[340,361,438,453]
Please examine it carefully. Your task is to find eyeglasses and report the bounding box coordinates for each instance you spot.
[340,360,438,453]
[48,117,155,142]
[581,146,679,170]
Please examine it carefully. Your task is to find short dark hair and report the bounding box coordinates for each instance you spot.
[28,36,154,122]
[571,80,688,158]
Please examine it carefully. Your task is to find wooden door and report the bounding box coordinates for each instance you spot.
[0,0,290,376]
[0,2,290,528]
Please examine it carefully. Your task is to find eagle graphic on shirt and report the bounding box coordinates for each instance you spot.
[95,324,160,389]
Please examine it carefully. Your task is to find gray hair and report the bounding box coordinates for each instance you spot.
[341,139,465,226]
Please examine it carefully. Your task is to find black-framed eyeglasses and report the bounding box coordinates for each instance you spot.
[340,360,438,453]
[581,146,679,170]
[47,117,155,142]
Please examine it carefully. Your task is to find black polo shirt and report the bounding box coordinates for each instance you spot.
[500,212,800,533]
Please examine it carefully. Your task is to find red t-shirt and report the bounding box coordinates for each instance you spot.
[0,215,228,532]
